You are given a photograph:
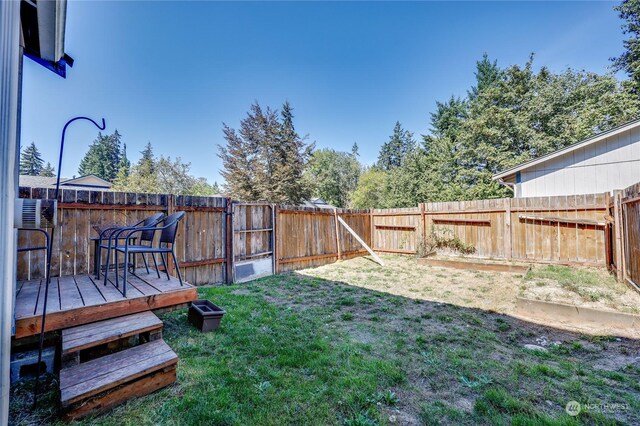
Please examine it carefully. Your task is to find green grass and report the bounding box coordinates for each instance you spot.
[10,267,640,425]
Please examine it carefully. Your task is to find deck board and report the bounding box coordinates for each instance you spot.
[74,275,107,306]
[59,276,84,311]
[14,271,197,339]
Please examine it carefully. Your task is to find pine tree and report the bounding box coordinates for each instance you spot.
[218,101,314,203]
[468,53,502,99]
[272,101,314,204]
[139,142,155,175]
[40,162,56,177]
[377,121,415,171]
[114,143,131,187]
[78,130,124,181]
[612,0,640,91]
[218,104,263,201]
[20,142,44,175]
[351,142,360,158]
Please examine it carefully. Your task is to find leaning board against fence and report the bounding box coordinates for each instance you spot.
[275,206,371,273]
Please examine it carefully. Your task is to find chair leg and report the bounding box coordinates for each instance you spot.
[103,246,111,287]
[122,250,128,298]
[96,245,101,279]
[115,250,119,289]
[171,251,183,286]
[151,253,160,278]
[160,253,170,280]
[142,254,150,274]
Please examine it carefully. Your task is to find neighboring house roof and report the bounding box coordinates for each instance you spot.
[493,117,640,182]
[301,198,335,209]
[19,174,112,190]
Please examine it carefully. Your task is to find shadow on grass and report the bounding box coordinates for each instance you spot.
[9,271,640,426]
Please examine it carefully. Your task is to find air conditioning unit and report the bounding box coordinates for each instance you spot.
[14,199,57,229]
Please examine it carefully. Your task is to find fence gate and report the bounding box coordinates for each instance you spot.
[232,202,275,283]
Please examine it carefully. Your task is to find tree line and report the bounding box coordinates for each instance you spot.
[21,1,640,204]
[220,0,640,208]
[20,133,220,196]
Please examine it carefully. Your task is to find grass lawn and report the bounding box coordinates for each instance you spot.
[10,255,640,425]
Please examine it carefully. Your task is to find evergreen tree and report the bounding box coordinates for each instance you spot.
[377,121,415,171]
[114,143,131,186]
[20,142,44,176]
[351,142,360,158]
[468,53,502,99]
[218,101,314,203]
[78,130,124,181]
[40,162,56,177]
[139,142,155,174]
[272,101,314,204]
[612,0,640,91]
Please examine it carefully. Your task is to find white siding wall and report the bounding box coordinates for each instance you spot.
[519,129,640,197]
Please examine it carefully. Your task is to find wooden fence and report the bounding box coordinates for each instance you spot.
[17,185,638,286]
[16,188,371,284]
[373,194,610,266]
[620,182,640,291]
[275,207,370,272]
[17,187,227,285]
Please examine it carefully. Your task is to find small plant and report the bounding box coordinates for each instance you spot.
[374,390,399,406]
[460,375,493,389]
[417,226,476,257]
[341,312,354,321]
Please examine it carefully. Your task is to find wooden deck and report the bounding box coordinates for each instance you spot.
[14,271,197,339]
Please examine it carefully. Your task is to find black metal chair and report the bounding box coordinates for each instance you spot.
[109,211,186,297]
[98,213,165,281]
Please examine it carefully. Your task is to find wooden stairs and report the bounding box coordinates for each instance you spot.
[59,311,178,420]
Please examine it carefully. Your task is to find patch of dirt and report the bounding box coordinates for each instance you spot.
[521,271,640,315]
[298,255,523,315]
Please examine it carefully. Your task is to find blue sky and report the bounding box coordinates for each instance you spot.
[21,1,627,184]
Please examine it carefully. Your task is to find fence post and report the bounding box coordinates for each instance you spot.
[225,198,234,283]
[504,198,512,260]
[612,191,625,282]
[167,194,176,277]
[334,208,342,260]
[420,203,426,243]
[370,209,375,250]
[272,204,277,274]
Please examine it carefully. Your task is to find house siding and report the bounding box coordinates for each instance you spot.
[518,128,640,197]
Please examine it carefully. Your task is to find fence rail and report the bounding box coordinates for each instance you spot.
[16,184,639,287]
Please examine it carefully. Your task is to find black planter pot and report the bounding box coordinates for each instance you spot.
[188,300,226,332]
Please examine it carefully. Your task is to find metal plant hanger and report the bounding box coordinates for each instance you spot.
[32,116,106,407]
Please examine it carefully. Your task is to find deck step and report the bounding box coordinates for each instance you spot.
[60,339,178,419]
[62,311,163,357]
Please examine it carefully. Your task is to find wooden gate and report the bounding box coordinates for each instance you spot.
[232,202,275,283]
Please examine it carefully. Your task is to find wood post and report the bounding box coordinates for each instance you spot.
[370,209,375,250]
[612,191,624,282]
[420,203,426,243]
[334,209,342,260]
[167,195,176,277]
[504,198,512,260]
[271,204,277,274]
[225,198,234,284]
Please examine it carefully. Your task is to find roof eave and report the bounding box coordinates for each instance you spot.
[492,117,640,181]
